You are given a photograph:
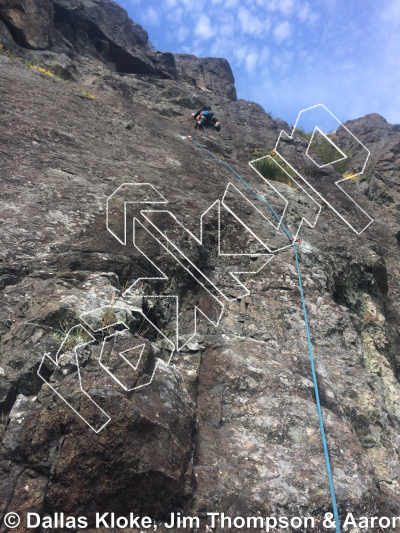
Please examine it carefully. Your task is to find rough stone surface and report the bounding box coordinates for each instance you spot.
[0,18,18,49]
[1,2,400,532]
[175,54,237,101]
[52,0,156,75]
[0,0,53,49]
[0,0,239,98]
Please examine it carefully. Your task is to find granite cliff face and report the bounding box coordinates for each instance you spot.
[1,1,400,532]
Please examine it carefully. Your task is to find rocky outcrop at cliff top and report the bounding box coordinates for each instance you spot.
[0,0,237,99]
[1,0,400,531]
[174,54,237,102]
[336,113,400,207]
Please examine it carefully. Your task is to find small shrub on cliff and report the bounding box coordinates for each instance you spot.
[251,149,294,186]
[0,43,21,60]
[294,127,313,141]
[32,66,55,77]
[295,127,350,174]
[53,319,90,353]
[80,90,96,99]
[102,295,117,331]
[311,135,349,173]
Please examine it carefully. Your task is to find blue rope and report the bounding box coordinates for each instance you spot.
[188,125,341,533]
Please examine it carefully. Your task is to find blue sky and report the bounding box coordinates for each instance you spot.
[117,0,400,131]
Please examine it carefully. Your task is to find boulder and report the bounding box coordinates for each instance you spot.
[24,50,78,80]
[52,0,177,77]
[152,50,178,80]
[0,18,17,50]
[336,112,400,197]
[53,0,148,48]
[175,54,237,101]
[0,0,53,49]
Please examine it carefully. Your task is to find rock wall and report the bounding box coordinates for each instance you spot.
[0,0,53,49]
[1,0,400,531]
[175,54,237,101]
[0,0,237,98]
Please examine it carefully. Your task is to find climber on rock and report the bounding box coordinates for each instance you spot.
[192,106,221,132]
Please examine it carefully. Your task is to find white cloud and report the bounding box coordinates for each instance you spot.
[176,0,203,13]
[298,2,319,24]
[210,37,233,57]
[194,14,216,40]
[256,0,296,17]
[143,6,160,26]
[123,0,400,131]
[273,21,291,42]
[258,65,270,80]
[381,0,400,26]
[260,45,270,61]
[271,49,294,74]
[242,44,270,73]
[219,22,235,38]
[233,44,249,64]
[245,50,260,72]
[178,38,204,57]
[166,7,183,23]
[278,0,296,16]
[238,6,268,36]
[176,26,189,42]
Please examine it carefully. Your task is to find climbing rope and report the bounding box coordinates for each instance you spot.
[187,125,341,533]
